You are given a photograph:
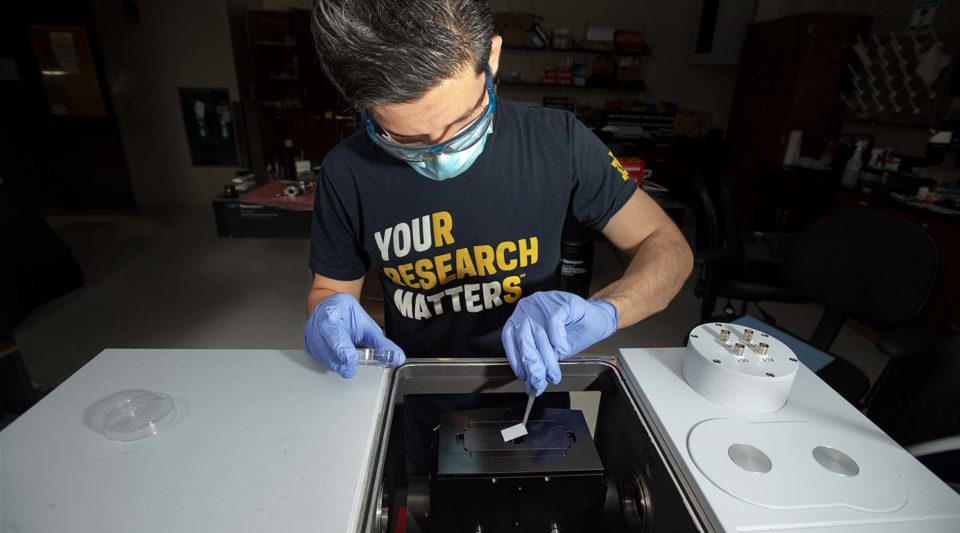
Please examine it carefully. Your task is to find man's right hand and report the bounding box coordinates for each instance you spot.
[303,293,405,378]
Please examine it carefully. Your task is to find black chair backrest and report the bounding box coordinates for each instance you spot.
[868,333,960,445]
[692,173,744,255]
[782,210,938,329]
[717,178,744,259]
[691,174,721,253]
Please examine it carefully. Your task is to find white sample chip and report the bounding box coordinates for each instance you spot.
[501,391,536,442]
[501,423,528,442]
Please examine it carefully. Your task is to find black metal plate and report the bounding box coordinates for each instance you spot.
[463,420,571,456]
[437,407,603,477]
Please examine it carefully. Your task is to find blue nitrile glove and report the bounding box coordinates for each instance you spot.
[303,293,405,378]
[501,291,619,396]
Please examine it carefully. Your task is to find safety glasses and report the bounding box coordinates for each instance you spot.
[364,67,496,163]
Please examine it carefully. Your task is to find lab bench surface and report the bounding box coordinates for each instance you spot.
[4,348,960,532]
[0,349,392,533]
[620,347,960,532]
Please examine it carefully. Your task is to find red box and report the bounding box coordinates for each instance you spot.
[619,157,646,185]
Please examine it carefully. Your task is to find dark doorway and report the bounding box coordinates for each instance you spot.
[0,0,136,212]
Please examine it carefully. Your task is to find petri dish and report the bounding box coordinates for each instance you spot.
[356,348,400,367]
[102,391,177,442]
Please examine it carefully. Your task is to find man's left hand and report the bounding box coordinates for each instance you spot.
[502,291,619,396]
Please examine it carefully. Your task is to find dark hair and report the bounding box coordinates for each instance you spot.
[311,0,495,108]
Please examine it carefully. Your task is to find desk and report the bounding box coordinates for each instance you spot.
[618,347,960,532]
[0,349,392,533]
[5,348,960,532]
[212,181,313,238]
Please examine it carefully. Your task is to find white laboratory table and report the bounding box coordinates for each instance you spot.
[5,347,960,533]
[617,347,960,532]
[0,349,392,533]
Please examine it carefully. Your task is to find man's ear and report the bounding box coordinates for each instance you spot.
[489,35,503,77]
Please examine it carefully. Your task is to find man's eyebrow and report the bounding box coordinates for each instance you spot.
[453,106,478,124]
[390,89,486,139]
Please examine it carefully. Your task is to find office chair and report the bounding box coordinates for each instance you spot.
[0,183,84,327]
[0,308,41,415]
[866,333,960,490]
[781,209,940,405]
[691,174,807,322]
[0,182,81,414]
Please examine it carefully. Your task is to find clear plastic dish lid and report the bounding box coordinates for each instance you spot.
[102,391,177,442]
[356,348,400,367]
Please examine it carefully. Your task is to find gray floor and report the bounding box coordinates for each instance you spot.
[14,208,887,390]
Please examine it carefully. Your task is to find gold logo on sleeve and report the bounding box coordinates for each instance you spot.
[608,151,630,181]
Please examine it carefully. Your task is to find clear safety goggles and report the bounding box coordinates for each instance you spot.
[364,67,496,163]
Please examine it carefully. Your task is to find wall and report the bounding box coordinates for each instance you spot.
[84,0,957,206]
[89,0,242,208]
[492,0,741,129]
[264,0,740,130]
[865,0,959,35]
[754,0,878,22]
[841,0,960,157]
[758,0,960,157]
[261,0,309,9]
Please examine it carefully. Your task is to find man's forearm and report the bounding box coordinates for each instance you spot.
[592,226,693,328]
[306,276,366,317]
[306,288,338,317]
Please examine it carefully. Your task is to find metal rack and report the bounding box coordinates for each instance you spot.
[839,30,959,126]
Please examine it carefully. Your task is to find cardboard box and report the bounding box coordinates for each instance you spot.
[616,56,643,84]
[582,20,615,50]
[615,31,644,51]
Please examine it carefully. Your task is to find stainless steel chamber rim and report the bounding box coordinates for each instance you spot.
[356,357,714,533]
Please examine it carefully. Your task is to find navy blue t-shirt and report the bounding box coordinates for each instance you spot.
[309,98,636,358]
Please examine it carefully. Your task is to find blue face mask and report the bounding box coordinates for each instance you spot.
[364,67,496,181]
[404,122,492,181]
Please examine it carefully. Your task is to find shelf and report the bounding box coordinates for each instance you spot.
[499,80,646,92]
[256,40,297,48]
[837,114,939,129]
[260,101,304,110]
[504,45,651,57]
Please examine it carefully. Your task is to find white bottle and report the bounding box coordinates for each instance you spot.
[841,141,865,188]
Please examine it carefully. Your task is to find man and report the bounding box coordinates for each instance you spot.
[304,0,692,396]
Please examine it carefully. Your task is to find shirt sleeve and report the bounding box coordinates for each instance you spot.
[308,166,369,280]
[568,114,639,231]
